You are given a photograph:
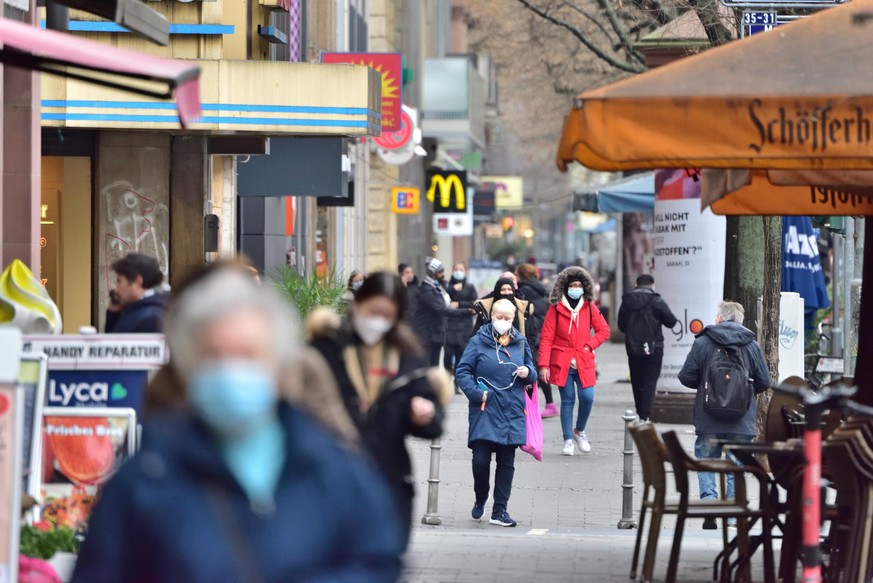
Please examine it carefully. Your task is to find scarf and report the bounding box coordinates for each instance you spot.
[425,276,452,307]
[561,295,585,334]
[343,341,401,413]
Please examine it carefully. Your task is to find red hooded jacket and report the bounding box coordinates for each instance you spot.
[538,299,610,388]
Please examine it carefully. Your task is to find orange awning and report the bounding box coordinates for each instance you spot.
[557,0,873,172]
[702,169,873,215]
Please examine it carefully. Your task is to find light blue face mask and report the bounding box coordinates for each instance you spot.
[567,288,584,300]
[188,360,277,439]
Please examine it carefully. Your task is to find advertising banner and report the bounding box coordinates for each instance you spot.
[321,53,403,131]
[40,407,137,531]
[653,169,727,389]
[0,327,22,583]
[782,216,830,329]
[482,176,523,209]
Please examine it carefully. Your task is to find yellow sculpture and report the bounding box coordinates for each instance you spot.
[0,259,62,334]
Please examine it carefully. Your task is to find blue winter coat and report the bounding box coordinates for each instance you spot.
[72,403,405,583]
[455,324,538,447]
[678,321,771,436]
[105,293,168,333]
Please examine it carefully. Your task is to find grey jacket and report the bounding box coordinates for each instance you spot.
[678,321,770,436]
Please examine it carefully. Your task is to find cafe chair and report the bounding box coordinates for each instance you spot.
[660,430,775,583]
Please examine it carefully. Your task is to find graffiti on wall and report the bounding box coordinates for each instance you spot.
[102,180,169,290]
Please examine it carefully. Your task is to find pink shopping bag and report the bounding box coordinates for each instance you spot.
[520,382,544,461]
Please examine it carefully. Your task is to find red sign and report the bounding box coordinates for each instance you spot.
[322,52,403,131]
[374,109,413,150]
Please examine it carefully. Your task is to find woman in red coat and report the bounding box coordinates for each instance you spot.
[538,267,610,456]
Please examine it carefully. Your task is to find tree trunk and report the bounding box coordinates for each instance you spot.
[758,216,782,443]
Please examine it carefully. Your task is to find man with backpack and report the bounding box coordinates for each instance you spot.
[617,274,678,421]
[678,301,770,529]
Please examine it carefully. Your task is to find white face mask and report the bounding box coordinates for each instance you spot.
[453,270,465,281]
[353,316,394,346]
[492,319,512,335]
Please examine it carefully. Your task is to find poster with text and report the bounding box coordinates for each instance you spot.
[654,169,726,389]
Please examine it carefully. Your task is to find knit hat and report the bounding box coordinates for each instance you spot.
[425,257,444,277]
[565,273,586,287]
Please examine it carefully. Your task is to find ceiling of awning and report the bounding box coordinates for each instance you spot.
[0,16,200,127]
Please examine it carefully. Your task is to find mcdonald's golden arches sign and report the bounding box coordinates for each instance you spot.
[426,170,467,214]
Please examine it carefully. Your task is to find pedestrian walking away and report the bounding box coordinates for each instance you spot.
[616,274,678,421]
[105,253,169,334]
[444,262,478,387]
[516,263,558,418]
[309,271,451,548]
[538,266,609,456]
[455,299,538,528]
[412,257,472,367]
[678,300,770,529]
[73,264,405,583]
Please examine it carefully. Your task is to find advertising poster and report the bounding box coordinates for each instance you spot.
[18,355,47,500]
[321,53,402,131]
[622,212,655,292]
[653,169,726,389]
[40,408,136,531]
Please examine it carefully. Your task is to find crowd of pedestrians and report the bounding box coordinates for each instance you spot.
[70,252,771,582]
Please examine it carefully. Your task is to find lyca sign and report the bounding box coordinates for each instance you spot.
[426,171,467,213]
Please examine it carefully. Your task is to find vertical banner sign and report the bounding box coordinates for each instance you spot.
[321,53,403,131]
[653,169,726,389]
[0,327,23,583]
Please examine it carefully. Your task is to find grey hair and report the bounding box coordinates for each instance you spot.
[717,301,745,324]
[163,268,299,380]
[492,298,517,314]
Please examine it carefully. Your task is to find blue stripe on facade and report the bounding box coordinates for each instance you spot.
[41,113,369,127]
[41,100,377,117]
[40,21,234,34]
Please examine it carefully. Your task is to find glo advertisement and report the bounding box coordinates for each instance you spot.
[654,169,726,389]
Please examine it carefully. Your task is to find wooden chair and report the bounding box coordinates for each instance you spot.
[661,430,775,583]
[627,422,670,582]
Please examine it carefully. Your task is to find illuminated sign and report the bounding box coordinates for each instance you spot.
[322,52,403,131]
[426,171,467,214]
[391,187,420,215]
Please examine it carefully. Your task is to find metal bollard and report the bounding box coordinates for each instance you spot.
[618,410,638,529]
[421,437,442,525]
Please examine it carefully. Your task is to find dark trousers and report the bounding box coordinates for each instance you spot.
[628,351,663,421]
[424,343,442,367]
[443,342,465,371]
[471,440,516,514]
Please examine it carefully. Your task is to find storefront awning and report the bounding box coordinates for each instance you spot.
[556,0,873,171]
[0,16,200,127]
[573,172,654,212]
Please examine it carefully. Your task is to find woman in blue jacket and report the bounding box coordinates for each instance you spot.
[455,298,537,528]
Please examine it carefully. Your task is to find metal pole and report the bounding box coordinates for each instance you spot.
[618,409,638,529]
[843,218,854,369]
[831,233,843,357]
[421,437,442,525]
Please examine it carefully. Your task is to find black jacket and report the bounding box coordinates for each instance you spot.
[516,279,548,351]
[444,278,477,346]
[72,404,405,583]
[678,322,771,436]
[617,287,678,352]
[310,321,444,534]
[105,293,168,334]
[412,278,469,347]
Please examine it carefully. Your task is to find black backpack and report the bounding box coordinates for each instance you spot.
[624,297,659,357]
[702,343,753,420]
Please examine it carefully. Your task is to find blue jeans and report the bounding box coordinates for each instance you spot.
[694,433,753,500]
[558,368,594,441]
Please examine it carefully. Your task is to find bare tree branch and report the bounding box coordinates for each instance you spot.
[687,0,734,46]
[592,0,648,65]
[515,0,648,74]
[560,0,617,44]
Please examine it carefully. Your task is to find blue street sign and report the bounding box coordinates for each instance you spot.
[743,10,779,35]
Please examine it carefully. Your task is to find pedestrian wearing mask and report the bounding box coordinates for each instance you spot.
[73,266,405,583]
[473,277,534,339]
[343,270,365,303]
[412,257,473,367]
[456,299,537,527]
[309,272,451,547]
[444,262,478,377]
[538,267,610,456]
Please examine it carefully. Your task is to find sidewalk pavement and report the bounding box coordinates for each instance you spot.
[402,340,773,582]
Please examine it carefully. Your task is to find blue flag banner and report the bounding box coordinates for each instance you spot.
[782,216,830,316]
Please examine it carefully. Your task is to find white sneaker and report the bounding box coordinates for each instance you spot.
[562,439,574,456]
[574,431,591,453]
